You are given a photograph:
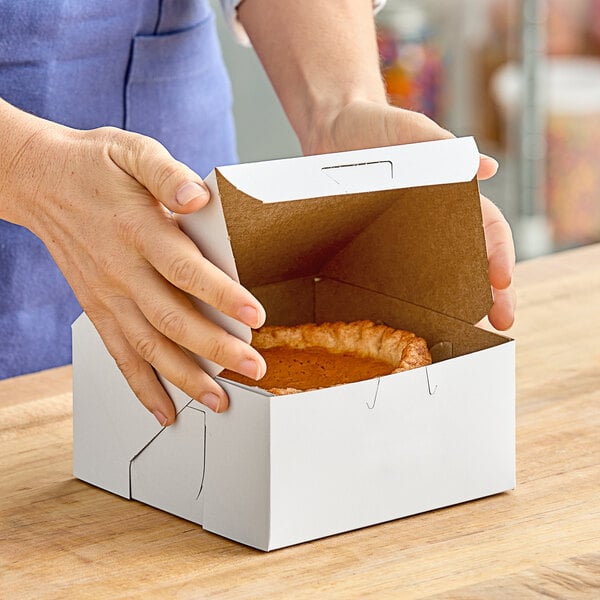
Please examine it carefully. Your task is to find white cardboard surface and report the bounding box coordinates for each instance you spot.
[72,315,163,498]
[177,170,252,378]
[130,404,206,525]
[72,138,515,551]
[215,136,479,202]
[267,342,515,549]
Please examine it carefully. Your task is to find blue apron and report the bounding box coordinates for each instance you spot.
[0,0,237,378]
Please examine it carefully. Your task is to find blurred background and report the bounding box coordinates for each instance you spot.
[210,0,600,260]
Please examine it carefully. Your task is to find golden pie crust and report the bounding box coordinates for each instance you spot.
[221,320,431,395]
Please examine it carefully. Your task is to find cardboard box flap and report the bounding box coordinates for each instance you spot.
[320,178,492,324]
[177,138,492,372]
[216,137,479,202]
[214,172,399,288]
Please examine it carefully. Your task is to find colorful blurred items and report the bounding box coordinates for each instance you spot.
[590,0,600,50]
[544,0,591,56]
[376,2,443,120]
[539,58,600,247]
[480,0,593,146]
[490,0,592,57]
[547,111,600,247]
[492,58,600,248]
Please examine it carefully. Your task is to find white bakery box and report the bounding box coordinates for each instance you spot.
[72,137,515,552]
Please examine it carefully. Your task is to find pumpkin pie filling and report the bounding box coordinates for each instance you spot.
[222,346,396,392]
[219,320,432,395]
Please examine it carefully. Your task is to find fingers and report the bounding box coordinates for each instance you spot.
[105,128,210,214]
[132,214,266,329]
[108,298,232,413]
[91,310,178,426]
[480,195,516,330]
[481,195,515,290]
[488,285,516,331]
[125,268,266,380]
[103,272,267,415]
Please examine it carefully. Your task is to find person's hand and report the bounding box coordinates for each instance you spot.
[304,100,516,331]
[2,110,267,425]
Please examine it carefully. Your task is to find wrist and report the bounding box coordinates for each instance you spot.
[238,0,389,156]
[301,99,458,158]
[0,99,75,233]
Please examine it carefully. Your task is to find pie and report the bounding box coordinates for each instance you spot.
[220,320,431,395]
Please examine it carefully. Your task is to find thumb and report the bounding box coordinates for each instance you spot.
[108,130,210,214]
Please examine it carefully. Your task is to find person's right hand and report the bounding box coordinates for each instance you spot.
[302,101,516,331]
[0,101,267,426]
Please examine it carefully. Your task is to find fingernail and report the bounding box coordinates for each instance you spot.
[238,358,264,381]
[176,182,209,206]
[153,409,168,426]
[200,392,221,412]
[480,154,499,168]
[238,305,261,328]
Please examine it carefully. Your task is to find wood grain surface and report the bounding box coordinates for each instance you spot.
[1,244,599,599]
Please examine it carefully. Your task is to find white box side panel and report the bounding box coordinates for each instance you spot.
[72,314,164,497]
[201,381,272,551]
[268,342,515,549]
[131,404,206,524]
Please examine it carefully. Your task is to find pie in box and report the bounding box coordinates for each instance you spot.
[221,320,432,394]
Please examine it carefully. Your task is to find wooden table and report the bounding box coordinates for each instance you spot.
[1,244,599,599]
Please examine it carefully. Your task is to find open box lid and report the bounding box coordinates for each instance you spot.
[178,137,492,376]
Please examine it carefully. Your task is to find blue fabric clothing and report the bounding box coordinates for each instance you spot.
[0,0,237,378]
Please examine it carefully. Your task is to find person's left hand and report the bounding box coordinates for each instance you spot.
[303,100,516,331]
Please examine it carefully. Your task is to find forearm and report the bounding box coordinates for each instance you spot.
[238,0,387,154]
